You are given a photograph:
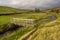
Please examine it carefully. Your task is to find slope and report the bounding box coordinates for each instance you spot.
[0,6,31,14]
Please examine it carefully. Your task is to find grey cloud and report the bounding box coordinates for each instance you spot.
[0,0,60,10]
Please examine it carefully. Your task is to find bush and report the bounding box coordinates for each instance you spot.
[0,23,23,34]
[0,24,9,34]
[7,23,23,31]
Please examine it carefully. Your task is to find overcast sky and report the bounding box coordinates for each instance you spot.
[0,0,60,9]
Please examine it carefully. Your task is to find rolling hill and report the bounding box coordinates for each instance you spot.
[0,6,32,14]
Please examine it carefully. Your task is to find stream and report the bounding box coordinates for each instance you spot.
[41,16,57,22]
[0,16,57,38]
[0,25,24,38]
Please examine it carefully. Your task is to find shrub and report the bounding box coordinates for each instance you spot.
[0,23,23,34]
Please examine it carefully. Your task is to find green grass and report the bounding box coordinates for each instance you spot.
[0,13,54,40]
[0,6,60,40]
[0,13,49,25]
[0,6,31,14]
[0,26,35,40]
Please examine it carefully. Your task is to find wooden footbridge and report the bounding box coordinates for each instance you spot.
[12,18,36,27]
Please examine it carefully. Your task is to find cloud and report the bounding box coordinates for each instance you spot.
[0,0,60,9]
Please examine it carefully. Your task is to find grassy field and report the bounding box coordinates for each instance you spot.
[0,6,60,40]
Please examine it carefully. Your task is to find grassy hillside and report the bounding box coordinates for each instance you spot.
[0,6,32,14]
[0,6,60,40]
[42,7,60,13]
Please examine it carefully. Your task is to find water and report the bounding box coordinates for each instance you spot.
[42,16,57,22]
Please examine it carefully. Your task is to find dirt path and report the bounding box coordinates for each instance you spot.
[27,29,40,40]
[18,28,36,40]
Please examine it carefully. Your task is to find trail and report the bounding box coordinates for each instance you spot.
[18,28,36,40]
[27,29,40,40]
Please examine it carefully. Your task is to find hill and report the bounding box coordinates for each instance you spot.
[43,7,60,13]
[0,6,31,14]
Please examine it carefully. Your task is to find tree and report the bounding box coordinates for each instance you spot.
[35,8,40,13]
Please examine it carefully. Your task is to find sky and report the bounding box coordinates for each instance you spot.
[0,0,60,10]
